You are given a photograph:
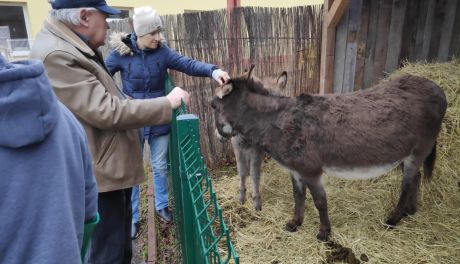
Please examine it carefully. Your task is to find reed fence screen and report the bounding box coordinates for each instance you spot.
[105,5,323,168]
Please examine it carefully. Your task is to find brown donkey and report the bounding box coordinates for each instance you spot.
[211,67,447,241]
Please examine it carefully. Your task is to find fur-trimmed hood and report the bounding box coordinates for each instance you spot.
[109,32,133,56]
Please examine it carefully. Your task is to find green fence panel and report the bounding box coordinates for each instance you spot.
[166,74,239,264]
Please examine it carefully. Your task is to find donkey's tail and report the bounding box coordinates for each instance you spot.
[423,142,437,182]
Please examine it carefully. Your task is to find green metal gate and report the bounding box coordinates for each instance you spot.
[166,75,239,264]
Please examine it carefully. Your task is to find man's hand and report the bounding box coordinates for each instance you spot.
[212,69,231,86]
[166,87,190,109]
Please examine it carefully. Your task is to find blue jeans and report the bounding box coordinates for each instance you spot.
[131,134,169,224]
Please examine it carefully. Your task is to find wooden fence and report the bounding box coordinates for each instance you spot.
[104,6,323,168]
[333,0,460,93]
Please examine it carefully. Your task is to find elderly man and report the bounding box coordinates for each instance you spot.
[31,0,190,263]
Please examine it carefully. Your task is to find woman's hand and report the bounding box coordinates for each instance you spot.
[212,69,231,85]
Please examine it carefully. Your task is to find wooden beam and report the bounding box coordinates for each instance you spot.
[328,0,351,28]
[319,21,336,94]
[320,0,350,94]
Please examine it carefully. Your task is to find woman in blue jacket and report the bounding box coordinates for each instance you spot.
[105,6,229,238]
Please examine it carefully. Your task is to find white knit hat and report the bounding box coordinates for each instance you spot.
[133,6,163,37]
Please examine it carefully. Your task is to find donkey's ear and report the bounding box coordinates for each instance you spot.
[246,64,255,80]
[215,83,233,99]
[277,71,288,90]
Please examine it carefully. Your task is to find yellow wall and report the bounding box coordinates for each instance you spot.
[242,0,323,7]
[0,0,323,38]
[109,0,228,15]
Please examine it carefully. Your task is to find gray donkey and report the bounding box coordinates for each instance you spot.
[216,71,288,211]
[211,66,447,241]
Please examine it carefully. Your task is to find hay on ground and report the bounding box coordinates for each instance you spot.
[211,59,460,264]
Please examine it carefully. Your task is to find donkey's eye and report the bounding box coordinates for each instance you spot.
[210,101,216,109]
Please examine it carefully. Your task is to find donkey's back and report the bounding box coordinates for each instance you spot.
[270,75,446,173]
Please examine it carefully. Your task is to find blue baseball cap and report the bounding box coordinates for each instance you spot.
[51,0,121,15]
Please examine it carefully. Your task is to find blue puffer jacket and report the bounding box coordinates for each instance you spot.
[105,32,218,138]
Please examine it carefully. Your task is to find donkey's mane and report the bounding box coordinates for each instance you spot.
[232,75,289,99]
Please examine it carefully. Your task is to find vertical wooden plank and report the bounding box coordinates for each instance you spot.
[420,0,437,60]
[437,0,458,61]
[385,0,407,74]
[399,0,418,62]
[320,0,336,94]
[428,0,446,60]
[363,0,380,89]
[412,0,429,60]
[372,0,392,82]
[342,0,362,93]
[353,0,370,91]
[449,0,460,58]
[333,7,350,94]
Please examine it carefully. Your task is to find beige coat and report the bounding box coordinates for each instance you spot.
[31,17,172,192]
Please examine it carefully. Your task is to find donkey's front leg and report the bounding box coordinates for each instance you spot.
[235,148,249,205]
[285,171,307,232]
[306,177,331,241]
[250,149,263,211]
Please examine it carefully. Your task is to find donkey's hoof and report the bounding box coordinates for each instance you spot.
[385,214,403,228]
[253,198,262,211]
[239,195,246,205]
[404,205,417,216]
[316,230,330,242]
[384,219,398,229]
[284,221,299,232]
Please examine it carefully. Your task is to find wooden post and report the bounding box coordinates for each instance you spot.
[147,175,157,263]
[319,0,335,94]
[319,0,350,94]
[227,0,241,9]
[227,0,241,73]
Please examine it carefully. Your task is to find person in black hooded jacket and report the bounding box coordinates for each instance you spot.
[0,55,98,263]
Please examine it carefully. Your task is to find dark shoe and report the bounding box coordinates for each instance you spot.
[156,207,172,223]
[131,222,140,239]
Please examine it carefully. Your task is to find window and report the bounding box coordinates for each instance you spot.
[0,5,28,39]
[0,4,31,58]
